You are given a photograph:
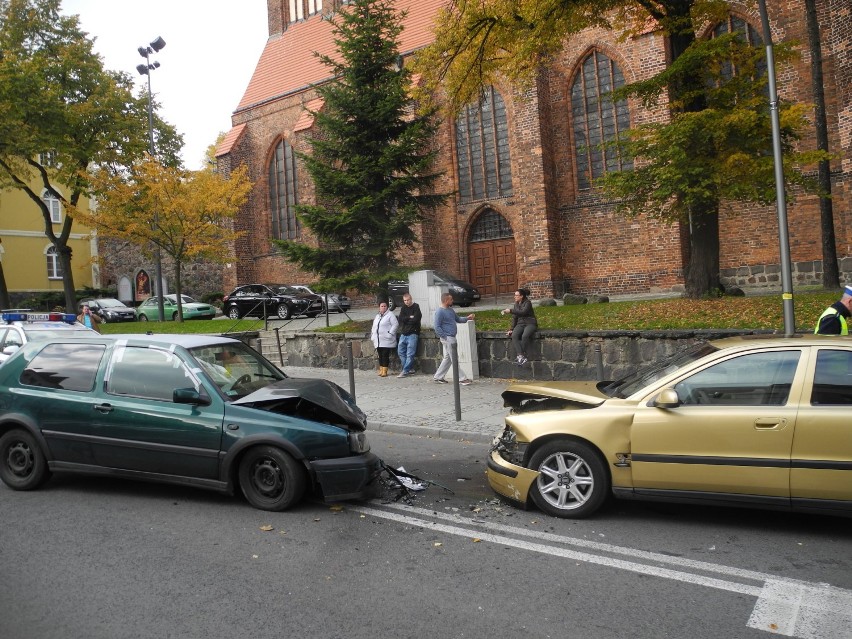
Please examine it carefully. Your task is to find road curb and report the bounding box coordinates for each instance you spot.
[367,420,495,444]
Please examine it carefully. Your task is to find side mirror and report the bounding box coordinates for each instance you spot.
[3,345,20,356]
[173,387,210,406]
[654,388,681,409]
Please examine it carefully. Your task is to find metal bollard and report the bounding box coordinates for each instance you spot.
[347,340,356,400]
[594,343,604,380]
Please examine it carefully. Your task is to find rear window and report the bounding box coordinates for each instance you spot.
[20,343,105,391]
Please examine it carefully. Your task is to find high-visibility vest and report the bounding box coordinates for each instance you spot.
[814,307,849,335]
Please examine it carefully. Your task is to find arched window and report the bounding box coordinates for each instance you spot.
[711,15,765,82]
[269,139,300,240]
[43,189,61,224]
[46,246,63,279]
[455,87,513,203]
[469,209,514,242]
[571,51,632,190]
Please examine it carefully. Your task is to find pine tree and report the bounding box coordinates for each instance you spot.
[274,0,446,294]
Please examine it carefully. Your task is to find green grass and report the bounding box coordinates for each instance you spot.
[100,318,267,335]
[320,291,838,334]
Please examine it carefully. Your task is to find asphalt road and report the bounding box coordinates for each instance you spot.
[1,432,851,639]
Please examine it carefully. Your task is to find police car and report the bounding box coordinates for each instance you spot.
[0,311,96,364]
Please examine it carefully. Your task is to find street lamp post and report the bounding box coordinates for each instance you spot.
[136,36,167,322]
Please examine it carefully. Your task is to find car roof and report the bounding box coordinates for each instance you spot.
[36,333,242,349]
[708,334,852,350]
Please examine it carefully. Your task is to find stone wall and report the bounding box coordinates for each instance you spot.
[256,327,770,381]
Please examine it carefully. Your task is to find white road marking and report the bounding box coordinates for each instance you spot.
[353,502,852,638]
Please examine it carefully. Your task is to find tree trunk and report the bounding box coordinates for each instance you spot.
[684,211,721,299]
[0,256,11,310]
[804,0,838,289]
[174,260,183,322]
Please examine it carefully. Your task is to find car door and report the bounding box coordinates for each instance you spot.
[790,346,852,512]
[89,344,225,479]
[629,347,805,501]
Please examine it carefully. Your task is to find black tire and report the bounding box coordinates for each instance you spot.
[387,298,396,311]
[276,304,291,320]
[307,312,320,318]
[528,439,608,519]
[172,312,179,321]
[227,306,241,320]
[238,446,306,511]
[138,314,148,322]
[0,429,50,491]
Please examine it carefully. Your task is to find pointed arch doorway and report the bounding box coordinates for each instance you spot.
[468,209,516,297]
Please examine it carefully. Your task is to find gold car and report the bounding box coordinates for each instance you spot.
[487,335,852,518]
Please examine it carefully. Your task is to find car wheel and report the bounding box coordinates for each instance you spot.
[172,312,179,321]
[138,314,148,322]
[0,429,50,491]
[276,304,291,320]
[227,306,241,320]
[387,298,396,311]
[238,446,306,511]
[528,439,608,519]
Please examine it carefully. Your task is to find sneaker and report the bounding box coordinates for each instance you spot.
[459,379,472,386]
[397,372,407,378]
[434,378,448,384]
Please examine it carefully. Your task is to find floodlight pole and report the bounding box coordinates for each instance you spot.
[756,0,795,336]
[137,37,167,322]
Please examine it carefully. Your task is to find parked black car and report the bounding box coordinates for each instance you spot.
[222,284,325,320]
[77,298,136,323]
[291,285,351,313]
[386,271,481,310]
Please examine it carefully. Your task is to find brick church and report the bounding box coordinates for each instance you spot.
[216,0,852,300]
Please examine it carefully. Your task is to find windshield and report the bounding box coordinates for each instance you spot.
[165,295,197,304]
[189,343,286,400]
[97,299,125,308]
[602,342,719,399]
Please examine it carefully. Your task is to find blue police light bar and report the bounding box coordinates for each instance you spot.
[1,312,77,324]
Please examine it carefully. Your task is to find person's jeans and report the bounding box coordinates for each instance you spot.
[398,333,418,374]
[434,336,468,381]
[512,324,537,358]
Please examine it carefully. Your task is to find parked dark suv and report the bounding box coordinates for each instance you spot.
[386,271,480,310]
[222,284,324,320]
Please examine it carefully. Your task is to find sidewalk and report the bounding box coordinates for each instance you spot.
[285,366,512,444]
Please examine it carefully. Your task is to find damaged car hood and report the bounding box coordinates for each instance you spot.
[232,378,368,430]
[502,381,609,411]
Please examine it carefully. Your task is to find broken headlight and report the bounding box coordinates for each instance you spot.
[490,426,527,466]
[349,432,371,454]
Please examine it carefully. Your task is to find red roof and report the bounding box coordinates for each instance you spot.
[214,123,246,158]
[236,0,446,113]
[293,98,326,132]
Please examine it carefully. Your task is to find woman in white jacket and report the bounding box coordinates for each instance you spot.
[371,301,399,377]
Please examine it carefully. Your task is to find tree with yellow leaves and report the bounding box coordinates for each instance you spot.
[79,158,251,321]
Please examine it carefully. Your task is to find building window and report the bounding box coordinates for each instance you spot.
[39,150,57,167]
[269,139,300,240]
[288,0,304,22]
[43,189,61,224]
[571,50,632,190]
[455,86,513,203]
[711,15,765,82]
[469,209,514,242]
[307,0,322,16]
[46,246,63,279]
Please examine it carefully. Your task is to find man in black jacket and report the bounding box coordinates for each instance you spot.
[396,294,422,377]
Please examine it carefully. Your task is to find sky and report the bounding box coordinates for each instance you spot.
[61,0,268,169]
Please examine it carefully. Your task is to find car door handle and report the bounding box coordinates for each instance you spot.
[93,403,114,413]
[754,417,786,430]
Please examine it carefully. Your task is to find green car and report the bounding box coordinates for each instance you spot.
[136,294,217,321]
[0,334,378,511]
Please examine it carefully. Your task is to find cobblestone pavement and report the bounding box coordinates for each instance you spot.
[285,365,515,443]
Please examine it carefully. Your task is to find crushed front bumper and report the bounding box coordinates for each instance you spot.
[310,452,381,501]
[485,449,540,506]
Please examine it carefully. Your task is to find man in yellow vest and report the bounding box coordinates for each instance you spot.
[814,285,852,335]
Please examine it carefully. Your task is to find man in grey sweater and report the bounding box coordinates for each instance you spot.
[433,292,475,385]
